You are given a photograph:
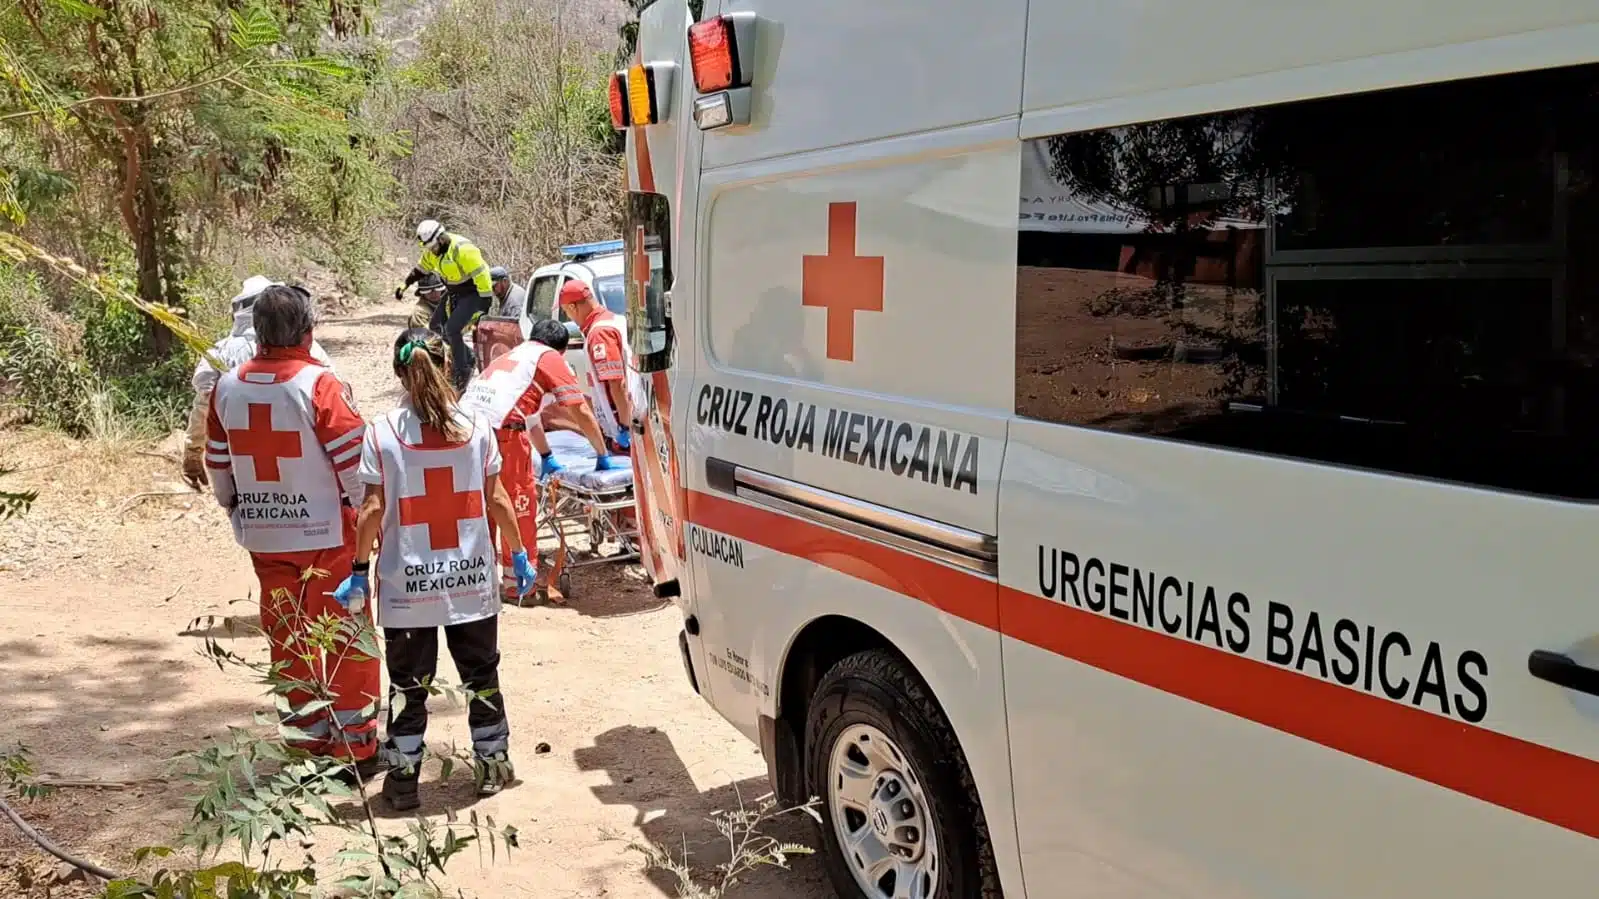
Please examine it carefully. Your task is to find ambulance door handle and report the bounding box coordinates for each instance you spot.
[1527,650,1599,697]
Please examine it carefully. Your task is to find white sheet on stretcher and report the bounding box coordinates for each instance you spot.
[546,429,633,492]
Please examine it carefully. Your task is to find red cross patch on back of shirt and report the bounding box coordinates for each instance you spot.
[232,403,303,482]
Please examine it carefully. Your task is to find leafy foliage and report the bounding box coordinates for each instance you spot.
[83,575,520,898]
[380,0,624,275]
[0,0,397,331]
[1,743,55,802]
[0,240,219,436]
[0,474,37,520]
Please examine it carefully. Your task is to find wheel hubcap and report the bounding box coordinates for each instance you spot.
[828,724,939,899]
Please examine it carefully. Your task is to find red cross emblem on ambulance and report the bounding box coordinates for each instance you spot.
[802,202,884,362]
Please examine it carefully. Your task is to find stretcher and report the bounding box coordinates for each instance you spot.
[525,429,639,604]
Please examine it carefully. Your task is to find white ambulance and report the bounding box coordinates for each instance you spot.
[612,2,1599,897]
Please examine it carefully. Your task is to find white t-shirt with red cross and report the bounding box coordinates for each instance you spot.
[459,339,587,430]
[358,402,502,628]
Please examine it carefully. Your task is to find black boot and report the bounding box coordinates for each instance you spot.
[333,754,388,787]
[382,764,421,811]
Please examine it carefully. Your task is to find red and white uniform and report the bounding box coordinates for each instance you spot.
[579,307,646,445]
[204,345,379,761]
[207,353,363,552]
[358,404,501,628]
[459,341,586,594]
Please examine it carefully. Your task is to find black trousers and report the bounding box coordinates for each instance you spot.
[428,289,489,390]
[383,616,508,765]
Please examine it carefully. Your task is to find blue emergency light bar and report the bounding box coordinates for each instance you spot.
[559,239,624,261]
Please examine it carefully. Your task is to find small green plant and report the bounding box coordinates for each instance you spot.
[2,743,54,802]
[620,792,820,899]
[0,570,518,898]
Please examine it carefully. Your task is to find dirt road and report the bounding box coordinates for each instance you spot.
[0,302,833,898]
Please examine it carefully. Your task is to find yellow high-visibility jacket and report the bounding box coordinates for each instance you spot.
[417,234,493,297]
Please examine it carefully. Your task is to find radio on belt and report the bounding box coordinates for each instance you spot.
[687,12,759,131]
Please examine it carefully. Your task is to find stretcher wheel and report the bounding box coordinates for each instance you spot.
[557,571,572,598]
[588,520,603,549]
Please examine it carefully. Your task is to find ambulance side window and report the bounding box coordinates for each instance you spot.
[1013,61,1599,501]
[624,192,673,372]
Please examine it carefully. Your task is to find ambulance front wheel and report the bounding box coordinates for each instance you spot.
[804,649,1001,899]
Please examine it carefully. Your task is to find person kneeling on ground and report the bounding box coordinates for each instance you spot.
[332,328,536,810]
[459,318,616,601]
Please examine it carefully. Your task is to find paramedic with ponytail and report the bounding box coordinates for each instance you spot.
[459,317,616,601]
[333,329,534,810]
[204,285,381,778]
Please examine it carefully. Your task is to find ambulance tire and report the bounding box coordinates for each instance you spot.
[805,649,1001,899]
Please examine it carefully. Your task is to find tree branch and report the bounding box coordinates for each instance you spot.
[0,793,123,881]
[0,67,248,123]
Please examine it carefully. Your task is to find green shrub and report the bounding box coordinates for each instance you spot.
[0,268,94,435]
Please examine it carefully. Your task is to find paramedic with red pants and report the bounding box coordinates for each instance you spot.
[557,278,644,543]
[205,285,381,777]
[332,328,537,810]
[557,279,644,455]
[459,317,616,600]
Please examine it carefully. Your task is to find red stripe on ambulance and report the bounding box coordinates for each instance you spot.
[685,488,1599,841]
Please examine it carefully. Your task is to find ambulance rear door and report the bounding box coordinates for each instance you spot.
[620,0,711,605]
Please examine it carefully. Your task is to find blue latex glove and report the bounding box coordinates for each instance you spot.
[595,453,620,472]
[615,429,632,451]
[511,549,536,597]
[539,452,563,478]
[331,572,369,612]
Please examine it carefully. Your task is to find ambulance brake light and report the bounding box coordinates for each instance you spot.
[608,71,631,130]
[686,12,758,131]
[688,18,737,92]
[688,13,757,92]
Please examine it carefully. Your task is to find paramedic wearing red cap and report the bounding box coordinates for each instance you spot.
[557,279,643,455]
[460,317,617,599]
[205,285,382,777]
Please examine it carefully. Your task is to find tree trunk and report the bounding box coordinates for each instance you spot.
[118,122,173,355]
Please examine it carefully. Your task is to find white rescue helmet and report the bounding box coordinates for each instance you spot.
[231,274,276,313]
[415,219,445,246]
